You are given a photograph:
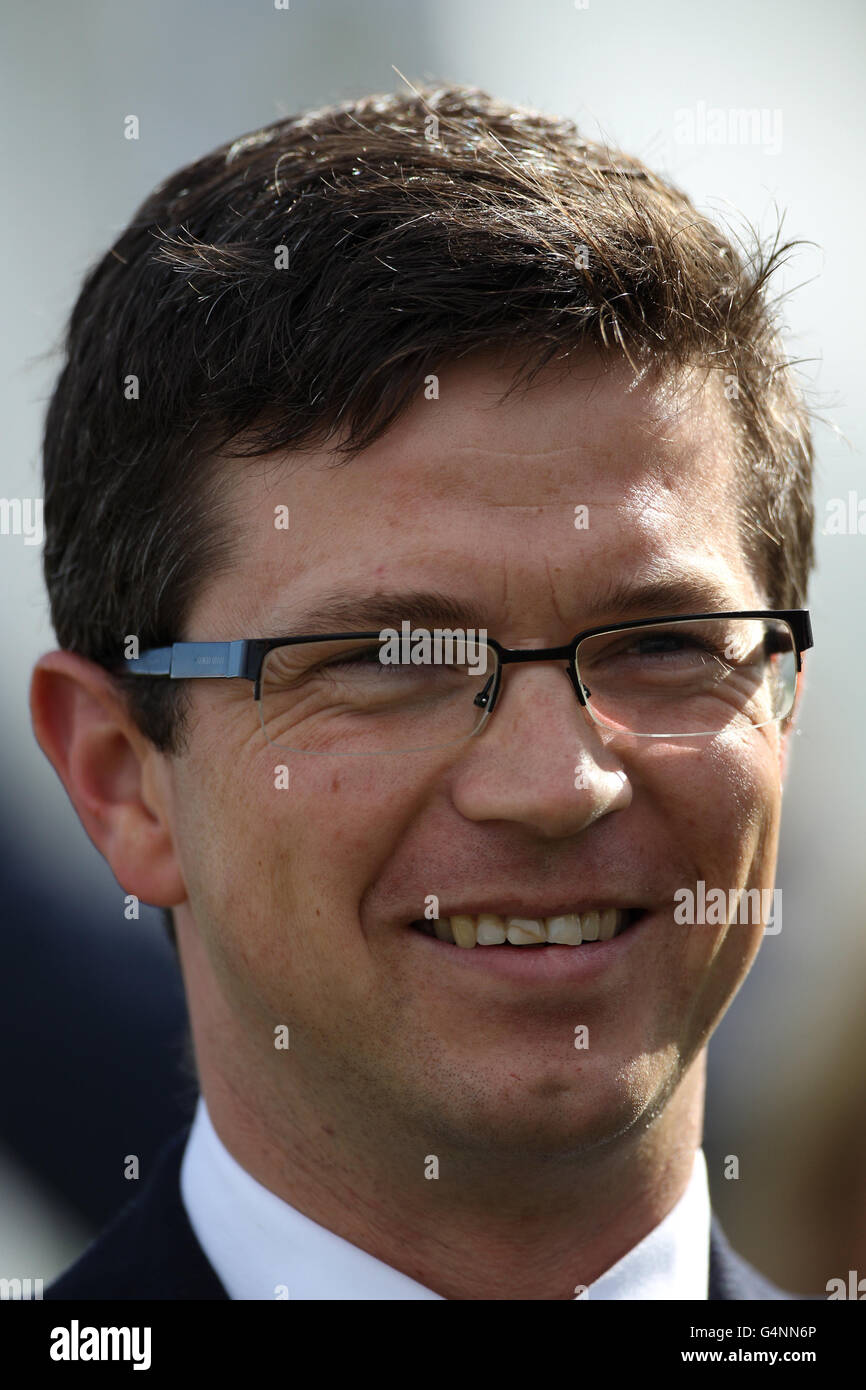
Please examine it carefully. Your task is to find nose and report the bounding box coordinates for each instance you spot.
[451,662,631,839]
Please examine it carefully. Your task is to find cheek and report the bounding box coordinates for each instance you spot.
[636,725,783,990]
[645,723,783,876]
[173,734,427,967]
[168,736,274,975]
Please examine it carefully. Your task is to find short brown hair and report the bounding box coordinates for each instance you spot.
[42,81,815,755]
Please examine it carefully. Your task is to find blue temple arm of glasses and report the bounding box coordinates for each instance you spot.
[124,641,251,679]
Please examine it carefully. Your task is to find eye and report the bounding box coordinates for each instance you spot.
[599,631,721,664]
[628,633,718,658]
[320,646,388,671]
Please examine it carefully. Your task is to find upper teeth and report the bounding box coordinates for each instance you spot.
[425,909,626,948]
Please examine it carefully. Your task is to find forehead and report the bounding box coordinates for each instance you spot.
[192,350,757,636]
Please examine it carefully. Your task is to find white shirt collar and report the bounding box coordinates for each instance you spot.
[180,1096,709,1299]
[584,1147,710,1300]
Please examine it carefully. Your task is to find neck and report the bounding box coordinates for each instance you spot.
[193,1031,705,1301]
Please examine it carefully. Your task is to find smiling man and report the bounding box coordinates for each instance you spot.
[31,84,815,1300]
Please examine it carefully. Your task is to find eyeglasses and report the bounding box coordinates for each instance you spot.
[119,610,813,756]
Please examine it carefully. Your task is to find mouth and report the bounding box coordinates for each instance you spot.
[408,907,645,949]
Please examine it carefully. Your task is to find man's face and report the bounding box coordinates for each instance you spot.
[165,350,787,1155]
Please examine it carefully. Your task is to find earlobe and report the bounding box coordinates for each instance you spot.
[29,650,186,908]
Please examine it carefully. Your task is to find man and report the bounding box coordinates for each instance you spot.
[31,83,815,1300]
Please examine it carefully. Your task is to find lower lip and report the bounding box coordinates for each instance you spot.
[405,913,652,985]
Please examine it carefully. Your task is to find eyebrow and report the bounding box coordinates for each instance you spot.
[588,573,749,621]
[263,591,481,636]
[264,573,749,637]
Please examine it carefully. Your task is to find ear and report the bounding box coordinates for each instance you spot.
[29,650,186,908]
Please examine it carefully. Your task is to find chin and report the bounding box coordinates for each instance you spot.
[427,1059,664,1159]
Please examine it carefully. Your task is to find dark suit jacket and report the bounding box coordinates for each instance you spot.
[44,1127,804,1301]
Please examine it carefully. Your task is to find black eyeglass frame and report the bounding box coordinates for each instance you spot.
[120,608,812,733]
